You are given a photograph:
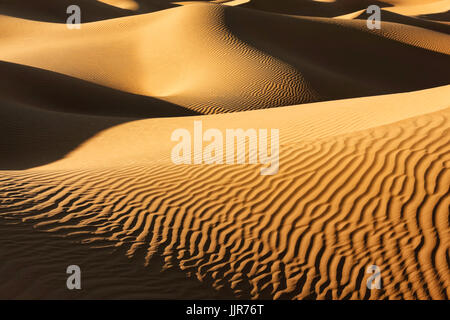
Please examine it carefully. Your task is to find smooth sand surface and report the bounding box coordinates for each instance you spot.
[0,0,449,299]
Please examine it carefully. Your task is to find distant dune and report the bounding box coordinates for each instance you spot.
[0,0,449,299]
[0,4,449,113]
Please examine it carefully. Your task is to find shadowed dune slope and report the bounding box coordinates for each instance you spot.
[0,98,138,170]
[1,86,449,299]
[2,0,448,22]
[0,215,236,299]
[337,8,450,34]
[0,0,227,23]
[240,0,450,17]
[240,0,393,17]
[0,61,198,118]
[0,0,135,23]
[0,4,449,114]
[0,61,198,170]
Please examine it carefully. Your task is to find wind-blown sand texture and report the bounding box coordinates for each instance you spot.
[0,0,449,299]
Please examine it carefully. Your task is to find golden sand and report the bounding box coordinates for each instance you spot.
[0,0,449,299]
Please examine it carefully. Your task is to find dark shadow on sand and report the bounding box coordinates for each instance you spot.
[240,0,394,17]
[0,216,238,299]
[418,10,450,22]
[0,0,210,23]
[0,61,199,170]
[223,6,450,103]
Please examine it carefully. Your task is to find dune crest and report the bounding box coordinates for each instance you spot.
[1,86,449,299]
[98,0,140,10]
[0,4,449,114]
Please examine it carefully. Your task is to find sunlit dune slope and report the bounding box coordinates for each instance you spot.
[381,0,450,20]
[28,85,450,169]
[1,86,449,299]
[0,4,449,114]
[98,0,141,10]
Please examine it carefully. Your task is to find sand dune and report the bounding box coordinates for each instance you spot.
[337,8,450,34]
[1,86,449,299]
[0,61,197,117]
[98,0,141,10]
[0,4,449,114]
[0,0,135,23]
[383,0,450,19]
[239,0,449,17]
[0,0,449,300]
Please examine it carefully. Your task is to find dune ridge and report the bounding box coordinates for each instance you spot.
[1,87,449,299]
[0,4,449,114]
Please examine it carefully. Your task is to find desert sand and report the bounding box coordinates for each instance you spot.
[0,0,449,299]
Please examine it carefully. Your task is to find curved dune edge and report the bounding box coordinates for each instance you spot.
[1,86,449,299]
[236,0,450,18]
[0,0,135,23]
[98,0,140,11]
[383,0,450,17]
[25,85,450,169]
[334,7,450,34]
